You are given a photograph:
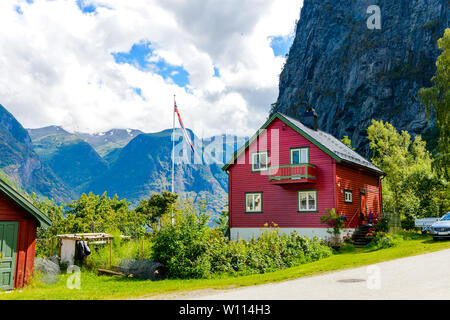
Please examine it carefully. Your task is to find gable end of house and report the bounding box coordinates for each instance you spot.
[0,178,51,228]
[223,112,384,175]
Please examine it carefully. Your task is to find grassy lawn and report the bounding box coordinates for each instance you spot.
[2,234,450,300]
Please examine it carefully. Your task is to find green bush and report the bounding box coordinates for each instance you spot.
[151,201,212,279]
[401,217,415,230]
[151,202,332,279]
[365,232,397,251]
[374,217,389,233]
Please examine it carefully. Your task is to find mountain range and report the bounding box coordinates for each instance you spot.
[0,104,230,213]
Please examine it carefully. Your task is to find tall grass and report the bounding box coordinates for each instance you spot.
[84,233,153,271]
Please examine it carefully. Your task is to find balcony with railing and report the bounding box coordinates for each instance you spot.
[269,164,317,184]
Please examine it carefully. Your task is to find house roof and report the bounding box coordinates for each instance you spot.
[0,178,52,228]
[222,112,384,175]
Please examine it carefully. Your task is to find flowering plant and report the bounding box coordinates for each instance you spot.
[263,222,278,228]
[343,233,353,244]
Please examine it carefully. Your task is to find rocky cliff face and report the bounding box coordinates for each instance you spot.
[273,0,449,155]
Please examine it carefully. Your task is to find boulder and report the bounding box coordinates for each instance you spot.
[34,257,61,285]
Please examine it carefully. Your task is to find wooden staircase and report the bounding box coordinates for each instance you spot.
[352,224,372,246]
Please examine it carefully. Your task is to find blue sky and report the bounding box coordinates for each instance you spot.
[270,35,294,57]
[76,0,97,14]
[112,42,190,88]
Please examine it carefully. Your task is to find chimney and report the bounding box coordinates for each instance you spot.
[302,108,318,131]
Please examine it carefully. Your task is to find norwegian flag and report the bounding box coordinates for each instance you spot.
[174,99,195,152]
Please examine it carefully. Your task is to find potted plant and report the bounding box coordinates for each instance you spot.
[320,208,347,250]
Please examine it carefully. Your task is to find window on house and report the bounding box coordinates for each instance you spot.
[252,152,268,171]
[246,193,262,213]
[298,190,317,212]
[291,147,309,164]
[344,190,353,203]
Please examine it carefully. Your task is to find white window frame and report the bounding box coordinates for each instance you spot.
[344,190,353,203]
[245,193,263,213]
[298,190,317,212]
[291,147,309,164]
[251,151,268,171]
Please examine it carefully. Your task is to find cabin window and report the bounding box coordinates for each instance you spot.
[298,190,317,212]
[246,193,262,213]
[344,190,353,203]
[291,147,309,164]
[251,152,268,171]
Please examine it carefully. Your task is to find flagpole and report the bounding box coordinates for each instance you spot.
[172,95,176,194]
[171,95,176,225]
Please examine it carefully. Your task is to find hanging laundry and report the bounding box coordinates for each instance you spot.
[75,240,91,262]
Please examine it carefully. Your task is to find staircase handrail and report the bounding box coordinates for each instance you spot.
[346,210,360,229]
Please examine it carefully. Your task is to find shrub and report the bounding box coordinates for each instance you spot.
[374,216,389,233]
[320,208,347,249]
[343,233,353,244]
[152,203,333,279]
[401,217,415,230]
[365,232,396,251]
[151,201,212,279]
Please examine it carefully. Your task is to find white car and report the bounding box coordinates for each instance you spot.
[430,213,450,240]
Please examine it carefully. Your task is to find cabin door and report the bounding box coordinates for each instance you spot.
[360,193,368,221]
[0,222,18,290]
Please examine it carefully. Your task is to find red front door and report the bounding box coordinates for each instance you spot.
[360,192,367,222]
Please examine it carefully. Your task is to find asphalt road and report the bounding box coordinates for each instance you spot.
[153,249,450,300]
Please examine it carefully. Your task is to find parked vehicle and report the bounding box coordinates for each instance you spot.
[430,213,450,240]
[415,217,441,234]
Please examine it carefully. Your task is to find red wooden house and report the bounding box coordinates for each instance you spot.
[0,179,51,290]
[223,111,384,241]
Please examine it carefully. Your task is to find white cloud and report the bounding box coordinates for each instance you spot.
[0,0,303,137]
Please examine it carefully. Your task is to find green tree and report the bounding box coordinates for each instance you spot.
[134,191,178,229]
[340,136,355,150]
[65,192,140,236]
[418,29,450,178]
[212,207,229,235]
[32,195,66,256]
[367,120,436,222]
[403,171,449,217]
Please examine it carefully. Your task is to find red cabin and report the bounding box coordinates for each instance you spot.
[0,179,51,290]
[223,112,384,241]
